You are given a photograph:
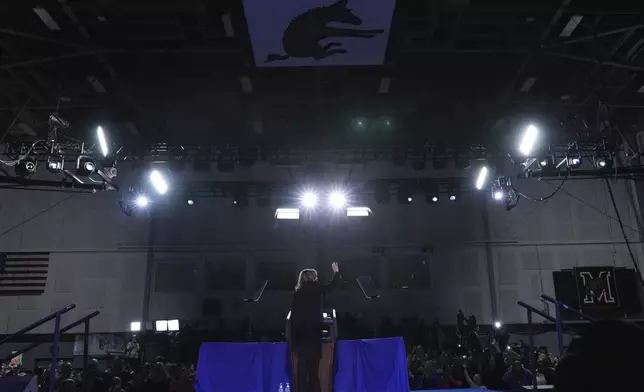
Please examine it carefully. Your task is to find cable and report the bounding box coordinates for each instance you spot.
[513,175,568,202]
[0,140,45,167]
[0,193,78,240]
[543,179,642,236]
[0,98,31,144]
[604,178,644,287]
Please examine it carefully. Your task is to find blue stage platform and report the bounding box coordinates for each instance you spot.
[195,337,409,392]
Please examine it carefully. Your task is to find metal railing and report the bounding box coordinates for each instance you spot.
[516,296,595,392]
[1,310,100,378]
[0,304,75,392]
[540,294,596,356]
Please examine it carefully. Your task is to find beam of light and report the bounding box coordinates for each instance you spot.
[301,191,318,208]
[135,195,149,207]
[475,166,488,190]
[149,170,168,195]
[329,191,347,208]
[275,208,300,220]
[347,206,372,217]
[494,321,502,329]
[519,124,538,156]
[97,126,109,157]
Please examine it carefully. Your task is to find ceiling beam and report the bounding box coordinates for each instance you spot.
[0,27,83,49]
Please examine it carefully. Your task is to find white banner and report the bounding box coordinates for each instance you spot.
[73,335,127,356]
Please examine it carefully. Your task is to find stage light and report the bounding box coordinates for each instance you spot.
[449,194,457,201]
[567,155,582,168]
[475,166,489,190]
[433,158,448,170]
[130,321,141,332]
[397,188,413,204]
[149,170,168,195]
[595,154,612,169]
[168,319,180,332]
[96,126,109,157]
[347,207,372,217]
[275,208,300,220]
[47,156,63,173]
[15,158,36,177]
[538,157,551,168]
[187,199,194,205]
[494,321,502,329]
[430,196,438,203]
[375,181,390,204]
[519,124,538,156]
[329,191,347,208]
[155,320,168,332]
[256,187,271,207]
[492,188,504,201]
[135,195,149,207]
[301,191,318,208]
[76,155,95,175]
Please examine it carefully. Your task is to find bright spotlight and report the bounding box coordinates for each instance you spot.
[96,126,109,157]
[492,186,505,201]
[130,321,141,332]
[329,191,347,208]
[568,156,582,168]
[475,166,489,190]
[167,319,180,332]
[155,320,168,332]
[519,124,538,156]
[430,196,438,203]
[149,170,168,195]
[494,321,502,329]
[135,195,149,207]
[187,199,194,205]
[275,208,300,220]
[347,206,372,217]
[301,191,318,208]
[449,195,456,201]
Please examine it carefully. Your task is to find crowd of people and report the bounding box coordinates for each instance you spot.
[1,357,196,392]
[2,310,644,391]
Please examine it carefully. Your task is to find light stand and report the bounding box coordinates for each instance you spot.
[244,280,268,341]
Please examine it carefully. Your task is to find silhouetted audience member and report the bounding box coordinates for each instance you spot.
[556,320,644,392]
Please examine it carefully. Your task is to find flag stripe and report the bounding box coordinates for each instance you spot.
[4,257,50,262]
[0,276,47,281]
[0,282,46,287]
[1,252,50,296]
[3,264,49,269]
[0,290,45,296]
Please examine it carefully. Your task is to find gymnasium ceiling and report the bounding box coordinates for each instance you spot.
[1,0,644,148]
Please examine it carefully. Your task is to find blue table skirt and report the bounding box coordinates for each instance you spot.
[196,337,409,392]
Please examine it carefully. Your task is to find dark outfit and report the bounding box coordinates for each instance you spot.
[289,273,338,392]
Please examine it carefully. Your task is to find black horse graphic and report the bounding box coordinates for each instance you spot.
[265,0,384,63]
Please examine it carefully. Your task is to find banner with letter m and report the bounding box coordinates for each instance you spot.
[573,266,620,309]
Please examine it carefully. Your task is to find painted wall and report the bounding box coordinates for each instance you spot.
[0,188,149,334]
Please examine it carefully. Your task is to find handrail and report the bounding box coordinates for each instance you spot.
[0,310,100,363]
[0,303,76,346]
[517,301,580,333]
[540,294,597,322]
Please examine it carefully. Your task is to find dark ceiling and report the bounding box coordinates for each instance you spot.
[1,0,644,147]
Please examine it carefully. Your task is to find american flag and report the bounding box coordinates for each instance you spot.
[0,252,50,296]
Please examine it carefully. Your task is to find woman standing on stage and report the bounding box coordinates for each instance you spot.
[290,262,340,392]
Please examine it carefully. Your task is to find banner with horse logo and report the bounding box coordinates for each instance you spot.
[243,0,396,67]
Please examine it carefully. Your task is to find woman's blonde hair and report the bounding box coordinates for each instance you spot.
[295,268,318,291]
